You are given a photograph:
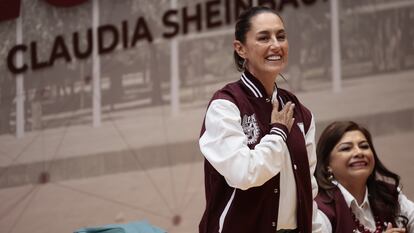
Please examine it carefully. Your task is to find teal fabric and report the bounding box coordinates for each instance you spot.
[74,220,166,233]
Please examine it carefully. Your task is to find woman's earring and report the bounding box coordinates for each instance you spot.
[242,59,247,70]
[327,168,334,181]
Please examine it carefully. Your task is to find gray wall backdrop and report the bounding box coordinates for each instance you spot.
[0,0,413,232]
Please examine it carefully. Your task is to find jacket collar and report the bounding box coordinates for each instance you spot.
[336,182,370,210]
[241,70,267,98]
[241,70,281,104]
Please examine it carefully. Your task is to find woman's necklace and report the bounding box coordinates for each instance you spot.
[350,209,384,233]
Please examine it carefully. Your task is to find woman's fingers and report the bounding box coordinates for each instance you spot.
[288,117,295,131]
[385,222,406,233]
[287,102,295,119]
[286,103,295,131]
[385,228,406,233]
[271,101,295,132]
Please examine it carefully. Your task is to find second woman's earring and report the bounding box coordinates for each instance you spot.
[327,168,334,181]
[242,59,246,70]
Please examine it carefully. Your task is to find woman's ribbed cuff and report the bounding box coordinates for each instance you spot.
[269,123,288,142]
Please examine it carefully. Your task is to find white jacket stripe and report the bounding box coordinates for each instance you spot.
[218,189,236,233]
[241,73,263,98]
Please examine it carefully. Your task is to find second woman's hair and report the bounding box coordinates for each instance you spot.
[315,121,401,224]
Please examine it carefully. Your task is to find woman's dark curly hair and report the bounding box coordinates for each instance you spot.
[315,121,404,226]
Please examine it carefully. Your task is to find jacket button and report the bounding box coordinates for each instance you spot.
[293,164,297,170]
[272,221,276,227]
[274,188,278,194]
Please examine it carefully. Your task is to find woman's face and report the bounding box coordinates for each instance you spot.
[235,12,288,77]
[328,130,375,188]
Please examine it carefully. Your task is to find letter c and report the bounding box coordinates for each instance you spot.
[7,45,28,74]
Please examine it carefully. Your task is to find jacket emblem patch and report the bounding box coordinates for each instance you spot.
[242,113,260,145]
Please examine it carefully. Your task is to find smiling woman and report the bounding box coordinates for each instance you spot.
[315,121,414,233]
[233,11,289,95]
[327,130,375,194]
[198,6,323,233]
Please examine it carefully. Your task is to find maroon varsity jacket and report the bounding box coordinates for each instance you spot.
[316,183,399,233]
[199,70,313,233]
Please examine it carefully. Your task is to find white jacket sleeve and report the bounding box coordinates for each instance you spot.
[199,99,289,190]
[305,115,326,233]
[399,192,414,230]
